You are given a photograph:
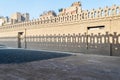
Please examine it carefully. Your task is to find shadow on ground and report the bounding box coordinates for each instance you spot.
[0,49,71,64]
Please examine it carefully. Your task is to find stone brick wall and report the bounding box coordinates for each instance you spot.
[0,4,120,56]
[0,32,119,56]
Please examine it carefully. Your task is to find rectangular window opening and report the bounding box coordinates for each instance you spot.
[87,25,105,30]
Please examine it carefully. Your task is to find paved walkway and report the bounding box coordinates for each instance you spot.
[0,49,120,80]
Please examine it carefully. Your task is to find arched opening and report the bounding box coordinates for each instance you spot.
[116,7,119,15]
[108,9,111,16]
[101,10,104,17]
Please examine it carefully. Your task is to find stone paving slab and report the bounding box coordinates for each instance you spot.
[0,49,120,80]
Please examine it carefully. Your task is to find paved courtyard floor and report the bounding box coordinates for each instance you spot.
[0,49,120,80]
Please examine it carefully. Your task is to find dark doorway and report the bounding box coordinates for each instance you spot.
[18,32,24,48]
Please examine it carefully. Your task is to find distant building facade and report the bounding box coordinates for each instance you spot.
[40,11,57,19]
[10,12,29,24]
[0,16,10,26]
[0,12,29,26]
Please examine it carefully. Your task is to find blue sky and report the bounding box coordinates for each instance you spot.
[0,0,120,19]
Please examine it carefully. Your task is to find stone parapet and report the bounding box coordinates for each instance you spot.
[0,5,120,31]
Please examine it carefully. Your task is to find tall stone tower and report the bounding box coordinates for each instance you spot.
[10,12,29,24]
[22,13,29,21]
[71,1,82,13]
[59,1,82,15]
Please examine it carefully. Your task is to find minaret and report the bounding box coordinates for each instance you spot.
[71,1,82,13]
[58,1,82,15]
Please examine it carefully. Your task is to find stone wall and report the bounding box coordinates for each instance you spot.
[0,4,120,56]
[0,32,119,56]
[0,4,120,32]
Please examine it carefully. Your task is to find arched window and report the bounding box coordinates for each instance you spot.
[80,14,81,20]
[57,18,59,22]
[91,12,93,18]
[54,18,56,22]
[88,12,90,18]
[72,15,74,20]
[77,14,79,20]
[97,11,100,17]
[70,16,72,21]
[59,17,60,22]
[94,11,96,18]
[67,16,70,21]
[46,17,49,23]
[65,16,67,21]
[112,9,115,15]
[101,10,104,17]
[82,13,84,19]
[74,15,77,20]
[63,17,64,22]
[108,9,111,16]
[116,7,119,15]
[61,17,63,22]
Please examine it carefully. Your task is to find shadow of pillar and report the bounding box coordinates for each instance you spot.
[86,33,111,56]
[25,32,120,56]
[51,34,57,51]
[111,32,120,56]
[60,34,67,52]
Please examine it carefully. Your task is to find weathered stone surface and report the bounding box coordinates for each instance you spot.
[0,49,120,80]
